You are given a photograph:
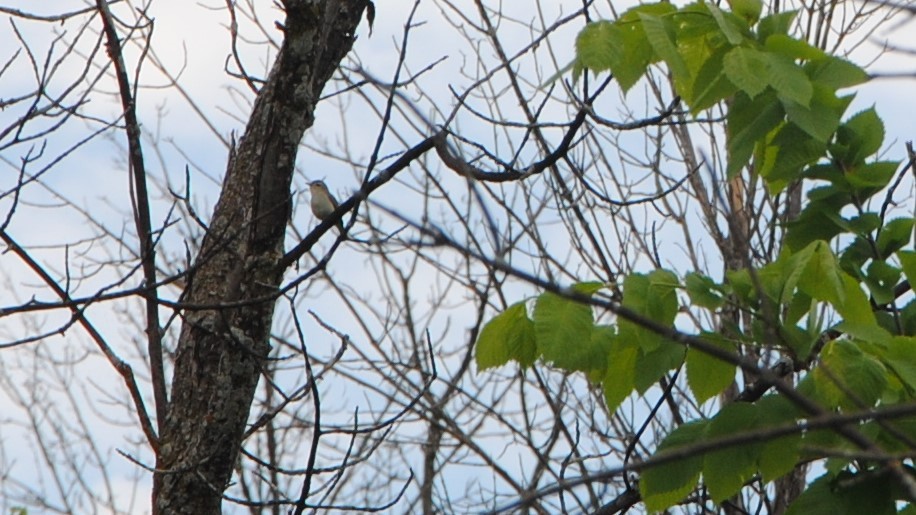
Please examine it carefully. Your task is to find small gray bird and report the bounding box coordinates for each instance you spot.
[309,180,344,233]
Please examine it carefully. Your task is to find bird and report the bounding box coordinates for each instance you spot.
[309,180,345,234]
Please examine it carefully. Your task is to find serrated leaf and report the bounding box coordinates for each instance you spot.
[863,260,900,305]
[786,471,895,515]
[848,213,882,235]
[758,122,827,191]
[676,2,722,39]
[784,291,813,326]
[727,91,785,176]
[784,187,851,250]
[575,21,618,73]
[899,250,916,289]
[685,273,727,309]
[707,2,745,44]
[877,218,914,258]
[686,333,737,404]
[603,338,638,412]
[533,292,597,372]
[646,269,680,322]
[703,403,761,501]
[723,47,769,99]
[846,161,898,191]
[588,324,614,380]
[814,339,888,409]
[639,13,691,83]
[575,20,652,92]
[619,271,679,352]
[726,268,755,305]
[757,10,798,41]
[835,107,885,165]
[764,33,826,61]
[839,236,872,278]
[572,281,607,295]
[805,55,869,90]
[689,48,738,113]
[755,395,801,482]
[882,336,916,391]
[642,420,709,511]
[766,52,813,106]
[634,343,685,393]
[727,0,762,23]
[780,243,816,302]
[897,299,916,337]
[476,302,536,370]
[796,240,845,306]
[835,274,882,340]
[782,84,844,142]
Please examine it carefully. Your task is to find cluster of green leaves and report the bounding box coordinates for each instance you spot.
[478,0,916,512]
[575,0,867,184]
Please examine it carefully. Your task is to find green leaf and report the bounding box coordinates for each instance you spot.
[782,84,845,142]
[803,162,848,188]
[784,290,813,324]
[773,243,812,303]
[876,217,915,258]
[533,292,598,372]
[847,213,882,235]
[726,268,755,305]
[899,250,916,289]
[703,403,761,502]
[685,273,727,309]
[575,21,617,73]
[573,281,607,295]
[846,161,899,191]
[765,52,813,107]
[642,420,709,511]
[619,270,679,352]
[755,395,801,482]
[795,240,845,306]
[796,321,824,359]
[896,297,916,337]
[675,2,722,40]
[786,471,896,515]
[757,10,798,42]
[588,324,615,380]
[882,336,916,391]
[805,55,869,90]
[689,48,738,113]
[784,187,851,250]
[707,2,745,44]
[723,46,769,99]
[835,274,881,340]
[757,250,801,303]
[476,302,536,370]
[764,33,826,61]
[814,339,888,409]
[603,338,638,412]
[758,122,827,191]
[686,333,737,404]
[576,20,653,92]
[863,260,900,305]
[727,91,785,176]
[639,13,690,84]
[727,0,762,23]
[834,107,885,165]
[634,343,685,393]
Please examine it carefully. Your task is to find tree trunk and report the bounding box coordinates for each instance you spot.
[154,1,368,513]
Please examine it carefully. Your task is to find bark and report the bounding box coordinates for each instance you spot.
[154,1,368,513]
